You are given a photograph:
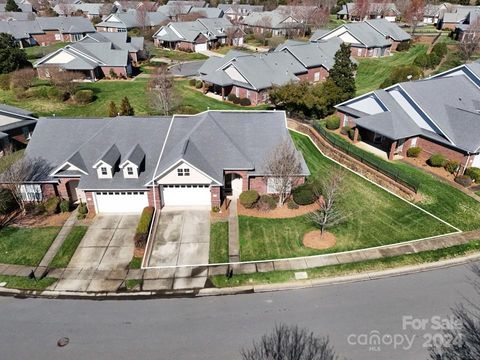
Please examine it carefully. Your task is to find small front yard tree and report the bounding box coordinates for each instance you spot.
[459,19,480,61]
[147,66,178,115]
[329,43,357,102]
[308,170,347,235]
[263,139,303,206]
[108,101,118,117]
[120,97,135,116]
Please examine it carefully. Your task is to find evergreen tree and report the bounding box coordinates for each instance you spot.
[108,101,118,117]
[329,43,357,101]
[119,97,134,116]
[0,34,30,74]
[5,0,21,12]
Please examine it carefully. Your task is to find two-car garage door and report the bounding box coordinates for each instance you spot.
[94,191,148,213]
[162,185,211,206]
[194,43,207,52]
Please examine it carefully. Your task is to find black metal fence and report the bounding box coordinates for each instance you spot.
[312,123,420,193]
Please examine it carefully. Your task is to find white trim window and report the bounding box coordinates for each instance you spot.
[127,167,134,176]
[177,168,190,177]
[314,72,320,82]
[101,167,108,176]
[20,184,43,202]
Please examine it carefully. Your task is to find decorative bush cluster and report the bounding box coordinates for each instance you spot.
[428,153,446,167]
[292,183,317,206]
[465,167,480,182]
[74,90,94,104]
[239,190,259,209]
[444,160,459,174]
[407,146,422,158]
[454,175,472,187]
[134,207,155,248]
[325,115,340,130]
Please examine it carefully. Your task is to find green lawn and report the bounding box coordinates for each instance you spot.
[210,221,229,263]
[49,226,87,268]
[355,44,428,95]
[212,46,253,55]
[238,132,454,261]
[324,130,480,231]
[0,227,61,266]
[151,48,208,61]
[129,256,142,269]
[25,42,70,60]
[0,274,57,291]
[212,239,480,287]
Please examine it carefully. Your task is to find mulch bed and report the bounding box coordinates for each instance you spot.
[11,212,70,227]
[237,202,320,219]
[303,230,336,250]
[211,200,230,223]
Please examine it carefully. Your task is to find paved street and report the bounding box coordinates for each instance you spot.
[0,262,477,360]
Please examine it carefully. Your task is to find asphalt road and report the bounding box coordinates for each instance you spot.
[0,262,478,360]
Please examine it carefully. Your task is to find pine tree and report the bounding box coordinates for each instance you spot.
[5,0,21,12]
[329,43,357,101]
[119,97,134,116]
[108,101,118,117]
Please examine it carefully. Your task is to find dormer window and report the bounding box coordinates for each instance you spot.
[101,167,108,176]
[127,167,134,176]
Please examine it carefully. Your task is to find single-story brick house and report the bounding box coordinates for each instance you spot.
[53,3,107,19]
[311,19,410,57]
[34,32,143,80]
[240,9,304,37]
[335,61,480,171]
[15,110,309,214]
[217,4,264,22]
[95,11,168,32]
[438,5,478,30]
[199,38,355,105]
[336,2,400,22]
[153,17,244,52]
[0,104,37,157]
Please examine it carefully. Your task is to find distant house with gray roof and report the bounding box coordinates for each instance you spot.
[153,17,243,52]
[217,4,263,22]
[0,104,37,157]
[422,3,450,25]
[0,0,32,13]
[0,11,35,21]
[16,110,308,213]
[34,32,144,81]
[335,61,480,169]
[336,2,399,22]
[96,10,168,32]
[198,38,353,105]
[240,9,303,36]
[439,5,479,30]
[311,19,410,57]
[53,3,107,19]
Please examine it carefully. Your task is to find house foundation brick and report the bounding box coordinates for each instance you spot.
[84,191,96,214]
[211,186,221,207]
[147,186,161,208]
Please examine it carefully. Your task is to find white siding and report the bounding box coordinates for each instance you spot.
[45,51,76,64]
[224,65,249,84]
[347,96,384,115]
[338,31,361,44]
[322,27,348,40]
[157,162,212,185]
[472,154,480,168]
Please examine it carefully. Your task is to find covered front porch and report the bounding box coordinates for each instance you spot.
[354,126,406,161]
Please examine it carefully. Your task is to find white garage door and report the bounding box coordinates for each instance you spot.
[162,185,211,206]
[194,43,207,52]
[94,191,148,213]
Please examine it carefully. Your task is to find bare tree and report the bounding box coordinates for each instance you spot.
[255,16,272,46]
[403,0,425,36]
[1,157,52,212]
[136,6,148,30]
[458,19,480,61]
[263,138,303,206]
[241,324,339,360]
[225,26,239,46]
[57,0,75,16]
[100,3,114,16]
[147,66,177,115]
[49,69,85,97]
[352,0,371,20]
[307,170,347,235]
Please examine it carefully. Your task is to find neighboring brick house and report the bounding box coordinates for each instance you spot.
[422,3,450,25]
[335,61,480,171]
[240,9,304,37]
[34,32,144,80]
[199,38,355,105]
[153,17,243,52]
[95,11,168,32]
[336,2,400,22]
[0,104,37,157]
[33,16,96,44]
[53,3,107,19]
[311,19,410,57]
[438,5,479,30]
[217,4,264,22]
[14,110,309,214]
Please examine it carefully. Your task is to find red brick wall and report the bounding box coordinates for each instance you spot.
[41,183,58,199]
[84,191,96,214]
[249,176,305,194]
[415,137,470,169]
[224,170,248,191]
[32,30,63,46]
[147,186,161,208]
[177,41,195,51]
[297,66,329,82]
[56,178,80,200]
[101,66,127,78]
[231,86,263,105]
[211,185,221,207]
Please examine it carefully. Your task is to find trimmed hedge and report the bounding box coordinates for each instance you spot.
[444,160,459,174]
[454,175,472,187]
[195,80,203,89]
[227,93,237,102]
[465,167,480,182]
[257,195,277,211]
[189,79,196,86]
[44,197,60,215]
[77,201,88,220]
[407,146,422,158]
[292,183,317,205]
[287,199,299,209]
[396,41,411,52]
[325,115,340,130]
[239,97,251,106]
[59,199,70,213]
[347,128,361,141]
[239,190,259,209]
[428,153,446,167]
[134,206,155,248]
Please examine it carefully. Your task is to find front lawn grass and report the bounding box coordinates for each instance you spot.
[355,44,428,95]
[0,227,61,266]
[151,48,208,61]
[0,274,57,291]
[212,46,253,55]
[210,221,229,263]
[25,42,69,60]
[49,226,87,268]
[239,132,454,261]
[212,239,480,287]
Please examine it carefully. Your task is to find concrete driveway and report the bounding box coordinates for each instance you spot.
[147,207,210,268]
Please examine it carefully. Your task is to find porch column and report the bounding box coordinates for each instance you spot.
[388,140,397,160]
[353,128,360,143]
[221,87,225,100]
[90,69,95,81]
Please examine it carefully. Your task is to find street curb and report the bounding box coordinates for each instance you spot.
[1,252,479,300]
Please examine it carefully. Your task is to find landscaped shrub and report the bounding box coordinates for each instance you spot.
[30,203,46,216]
[465,167,480,182]
[232,96,241,104]
[109,68,118,79]
[427,53,441,69]
[431,42,448,58]
[239,97,251,106]
[413,53,429,69]
[0,188,18,215]
[44,197,60,215]
[407,146,422,158]
[211,206,220,213]
[74,89,94,104]
[287,199,299,210]
[340,126,351,135]
[380,65,423,88]
[227,93,237,102]
[256,194,277,211]
[134,206,154,248]
[347,128,360,141]
[239,190,259,209]
[0,74,10,90]
[444,160,460,174]
[454,175,472,187]
[292,183,317,206]
[428,153,446,167]
[325,115,340,130]
[77,201,88,220]
[195,80,203,89]
[189,78,196,86]
[59,199,70,213]
[396,41,411,52]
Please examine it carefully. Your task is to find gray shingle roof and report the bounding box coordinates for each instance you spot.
[0,11,35,21]
[0,1,32,12]
[365,18,411,41]
[25,111,309,189]
[96,11,168,29]
[154,17,235,43]
[35,16,95,33]
[79,32,144,52]
[53,3,104,16]
[241,10,301,29]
